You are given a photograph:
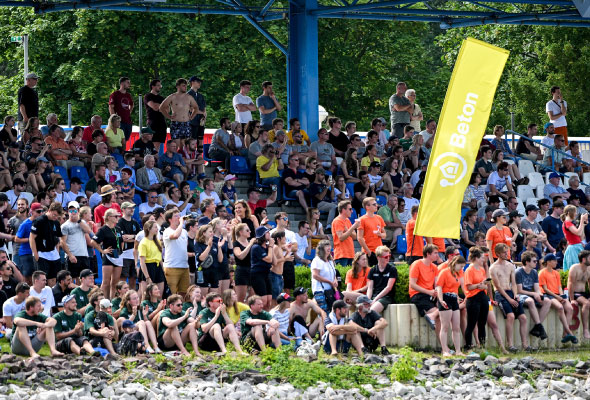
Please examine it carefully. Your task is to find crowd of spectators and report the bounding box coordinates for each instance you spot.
[0,74,585,358]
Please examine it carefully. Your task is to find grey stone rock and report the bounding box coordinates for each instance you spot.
[550,380,574,393]
[484,355,499,365]
[474,361,487,372]
[466,353,480,361]
[364,355,384,364]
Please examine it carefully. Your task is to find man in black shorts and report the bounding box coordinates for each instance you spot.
[408,244,440,331]
[240,295,281,351]
[30,202,64,287]
[197,293,245,355]
[490,243,530,352]
[53,294,97,355]
[367,246,397,314]
[187,76,207,152]
[117,202,141,291]
[144,79,168,152]
[349,295,390,355]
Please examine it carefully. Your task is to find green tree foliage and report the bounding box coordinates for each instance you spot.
[0,7,588,137]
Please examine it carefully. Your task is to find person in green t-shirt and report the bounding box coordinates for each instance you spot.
[239,295,281,351]
[198,293,245,355]
[376,194,404,244]
[53,294,96,355]
[83,292,118,355]
[111,281,129,318]
[118,290,160,353]
[70,269,95,315]
[142,283,167,325]
[157,294,201,357]
[12,296,64,358]
[182,284,204,318]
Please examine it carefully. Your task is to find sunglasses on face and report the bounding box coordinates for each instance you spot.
[68,209,78,214]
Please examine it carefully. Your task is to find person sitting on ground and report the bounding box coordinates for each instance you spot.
[490,243,530,352]
[3,282,30,329]
[118,290,160,353]
[409,244,440,332]
[515,251,550,340]
[366,246,397,314]
[157,294,202,357]
[53,294,98,356]
[289,287,326,340]
[198,292,245,355]
[240,295,281,352]
[539,253,578,343]
[12,296,64,359]
[567,251,590,339]
[349,295,389,355]
[84,293,119,355]
[323,299,363,356]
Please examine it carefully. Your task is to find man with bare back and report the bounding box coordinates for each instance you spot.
[159,78,199,147]
[290,287,327,340]
[490,243,530,352]
[567,250,590,339]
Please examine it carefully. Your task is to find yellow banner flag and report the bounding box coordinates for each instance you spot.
[415,38,509,239]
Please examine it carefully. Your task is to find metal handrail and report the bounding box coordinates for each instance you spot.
[505,129,590,186]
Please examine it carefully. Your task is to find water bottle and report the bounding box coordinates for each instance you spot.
[488,301,493,312]
[196,268,204,284]
[564,288,569,299]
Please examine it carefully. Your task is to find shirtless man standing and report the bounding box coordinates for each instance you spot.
[490,243,530,352]
[159,78,199,148]
[289,287,327,340]
[567,250,590,339]
[270,231,293,308]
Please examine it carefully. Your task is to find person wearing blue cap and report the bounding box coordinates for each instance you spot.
[539,252,579,343]
[541,122,555,148]
[543,172,570,206]
[53,294,97,355]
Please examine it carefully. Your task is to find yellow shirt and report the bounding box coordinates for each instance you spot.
[361,156,379,168]
[287,129,310,145]
[138,238,162,264]
[226,302,249,324]
[256,155,279,179]
[105,128,125,148]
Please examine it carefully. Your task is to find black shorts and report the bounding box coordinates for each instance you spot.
[35,257,62,280]
[410,293,436,317]
[283,261,295,290]
[56,335,89,353]
[219,264,231,281]
[375,296,393,311]
[250,271,271,297]
[438,293,460,311]
[198,331,221,352]
[241,328,271,350]
[234,266,250,287]
[198,267,219,289]
[121,259,137,279]
[148,120,167,143]
[360,333,379,352]
[156,336,178,352]
[66,256,89,279]
[190,124,205,141]
[89,336,105,348]
[138,262,166,284]
[574,292,590,300]
[494,290,524,319]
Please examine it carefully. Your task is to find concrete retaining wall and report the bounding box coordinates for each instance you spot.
[383,303,584,349]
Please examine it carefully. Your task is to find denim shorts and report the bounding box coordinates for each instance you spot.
[269,272,284,300]
[19,254,35,277]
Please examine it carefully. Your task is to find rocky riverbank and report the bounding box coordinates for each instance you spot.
[1,351,590,399]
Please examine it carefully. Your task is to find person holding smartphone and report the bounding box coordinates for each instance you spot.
[90,208,123,299]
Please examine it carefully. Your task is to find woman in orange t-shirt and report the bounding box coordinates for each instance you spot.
[344,252,370,305]
[436,255,466,357]
[463,247,492,351]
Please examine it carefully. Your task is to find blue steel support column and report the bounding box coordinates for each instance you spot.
[288,0,319,141]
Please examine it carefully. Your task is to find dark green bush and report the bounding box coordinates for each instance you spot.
[294,263,410,304]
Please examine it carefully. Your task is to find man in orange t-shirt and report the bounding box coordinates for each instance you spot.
[405,205,426,264]
[357,197,386,266]
[409,244,440,333]
[332,200,361,266]
[486,209,512,265]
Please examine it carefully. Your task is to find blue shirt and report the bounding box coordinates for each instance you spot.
[541,215,564,249]
[17,218,33,255]
[256,95,276,127]
[251,244,272,273]
[158,152,186,177]
[515,267,539,291]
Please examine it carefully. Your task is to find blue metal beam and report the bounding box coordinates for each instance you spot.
[74,4,256,14]
[244,15,288,55]
[310,0,422,15]
[259,0,276,15]
[320,13,443,20]
[448,18,590,27]
[336,8,579,18]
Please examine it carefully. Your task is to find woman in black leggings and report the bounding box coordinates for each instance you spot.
[463,247,490,349]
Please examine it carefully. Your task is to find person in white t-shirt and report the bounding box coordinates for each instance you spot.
[232,80,257,124]
[199,178,221,206]
[2,281,29,329]
[29,271,55,317]
[162,210,189,295]
[545,86,568,144]
[294,221,312,266]
[541,122,555,149]
[486,161,515,201]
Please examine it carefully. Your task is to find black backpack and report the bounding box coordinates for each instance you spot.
[117,331,145,356]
